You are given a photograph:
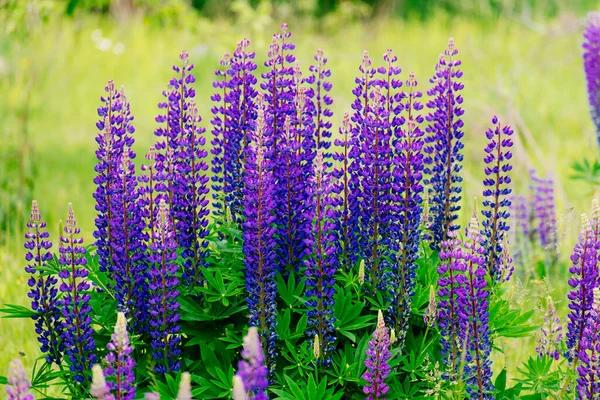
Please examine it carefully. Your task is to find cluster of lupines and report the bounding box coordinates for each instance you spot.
[583,11,600,147]
[233,327,270,400]
[437,212,493,398]
[536,296,563,360]
[12,23,529,400]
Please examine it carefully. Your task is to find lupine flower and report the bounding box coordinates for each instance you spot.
[144,393,160,400]
[104,312,135,399]
[497,237,514,282]
[147,200,181,374]
[176,372,192,400]
[592,197,600,238]
[536,296,563,360]
[567,214,598,362]
[424,285,438,328]
[332,113,352,270]
[243,101,278,368]
[509,194,531,267]
[303,151,338,364]
[24,200,62,364]
[210,38,258,223]
[154,51,210,287]
[531,170,557,251]
[234,327,269,400]
[457,213,493,399]
[58,203,96,382]
[481,117,513,281]
[390,71,425,344]
[577,287,600,398]
[91,365,114,400]
[437,229,464,371]
[349,51,395,294]
[423,38,465,249]
[305,48,334,161]
[6,359,34,400]
[363,310,392,400]
[583,12,600,147]
[138,145,158,241]
[232,376,246,400]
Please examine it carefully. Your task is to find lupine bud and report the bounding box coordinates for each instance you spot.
[91,365,114,400]
[176,372,192,400]
[6,359,34,400]
[424,285,437,328]
[313,334,320,360]
[358,260,365,286]
[232,375,246,400]
[234,327,269,400]
[104,312,135,399]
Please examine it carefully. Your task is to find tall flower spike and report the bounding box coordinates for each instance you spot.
[536,296,563,360]
[147,200,181,374]
[566,214,598,362]
[303,150,339,364]
[154,50,210,288]
[424,285,438,328]
[577,286,600,398]
[349,53,394,295]
[332,112,352,271]
[389,71,425,346]
[481,117,513,281]
[91,365,114,400]
[583,12,600,148]
[436,229,463,372]
[6,359,34,400]
[58,203,96,383]
[458,212,493,399]
[509,194,531,268]
[423,38,465,250]
[243,100,278,368]
[211,39,258,223]
[24,200,63,365]
[305,48,334,161]
[234,327,269,400]
[104,312,136,399]
[363,310,392,400]
[531,170,557,252]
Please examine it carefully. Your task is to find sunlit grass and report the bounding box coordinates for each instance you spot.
[0,9,594,386]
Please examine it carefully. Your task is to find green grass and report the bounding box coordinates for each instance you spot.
[0,7,596,389]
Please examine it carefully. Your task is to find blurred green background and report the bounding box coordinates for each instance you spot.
[1,0,599,391]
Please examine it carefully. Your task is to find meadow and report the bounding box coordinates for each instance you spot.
[1,1,599,398]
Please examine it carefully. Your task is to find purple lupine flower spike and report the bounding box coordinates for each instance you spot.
[303,151,339,364]
[210,51,232,220]
[363,310,392,400]
[138,145,158,242]
[332,113,352,271]
[243,100,278,368]
[148,200,181,374]
[437,229,464,372]
[212,39,259,223]
[390,71,425,344]
[459,213,493,399]
[423,38,465,250]
[305,48,334,161]
[481,117,513,281]
[567,214,598,362]
[536,296,563,360]
[104,312,136,399]
[24,200,63,364]
[91,365,115,400]
[531,170,557,251]
[58,203,96,382]
[583,12,600,147]
[6,359,34,400]
[577,287,600,398]
[509,194,530,267]
[234,327,269,400]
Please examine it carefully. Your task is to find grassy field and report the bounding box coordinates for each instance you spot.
[0,4,597,391]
